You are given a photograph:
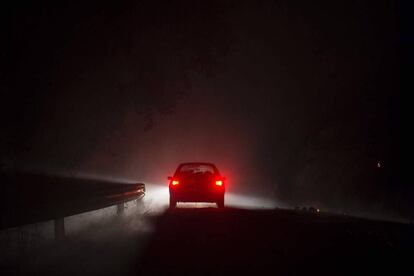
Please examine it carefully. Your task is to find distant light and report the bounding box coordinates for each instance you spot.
[317,208,320,213]
[377,161,381,168]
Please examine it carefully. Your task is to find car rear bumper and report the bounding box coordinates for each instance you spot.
[170,187,224,203]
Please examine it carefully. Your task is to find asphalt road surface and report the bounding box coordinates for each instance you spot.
[1,192,413,276]
[138,207,413,275]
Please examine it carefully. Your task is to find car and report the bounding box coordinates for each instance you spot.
[168,162,226,208]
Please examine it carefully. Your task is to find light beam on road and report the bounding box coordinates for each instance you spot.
[143,183,277,211]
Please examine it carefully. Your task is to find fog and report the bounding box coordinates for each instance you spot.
[0,199,153,275]
[0,179,281,275]
[1,1,408,221]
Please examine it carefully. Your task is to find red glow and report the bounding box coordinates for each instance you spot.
[172,180,179,186]
[215,180,223,186]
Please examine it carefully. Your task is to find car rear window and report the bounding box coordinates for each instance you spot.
[178,164,216,174]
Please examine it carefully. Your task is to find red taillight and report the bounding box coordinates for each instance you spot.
[172,180,179,186]
[215,180,223,186]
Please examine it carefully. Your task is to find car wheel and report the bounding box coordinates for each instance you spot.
[216,197,225,208]
[169,197,177,208]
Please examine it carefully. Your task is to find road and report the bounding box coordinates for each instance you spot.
[138,207,413,275]
[1,183,413,276]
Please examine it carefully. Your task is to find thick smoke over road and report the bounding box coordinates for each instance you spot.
[1,1,408,220]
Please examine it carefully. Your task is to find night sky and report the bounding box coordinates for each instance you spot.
[1,1,408,218]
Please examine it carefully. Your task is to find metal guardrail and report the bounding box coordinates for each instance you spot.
[53,183,146,239]
[0,173,146,239]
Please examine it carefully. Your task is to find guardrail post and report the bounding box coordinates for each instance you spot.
[136,196,144,208]
[54,218,65,240]
[117,203,125,215]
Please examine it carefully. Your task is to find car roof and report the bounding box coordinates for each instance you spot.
[178,162,217,167]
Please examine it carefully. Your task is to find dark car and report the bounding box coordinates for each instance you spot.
[168,162,226,208]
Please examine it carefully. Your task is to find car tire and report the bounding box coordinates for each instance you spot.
[216,197,225,208]
[170,197,177,208]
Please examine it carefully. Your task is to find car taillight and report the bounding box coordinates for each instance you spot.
[172,180,179,186]
[215,180,223,186]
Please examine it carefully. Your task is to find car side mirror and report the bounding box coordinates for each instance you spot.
[167,176,173,180]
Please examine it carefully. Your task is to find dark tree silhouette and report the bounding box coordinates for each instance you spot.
[0,0,235,170]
